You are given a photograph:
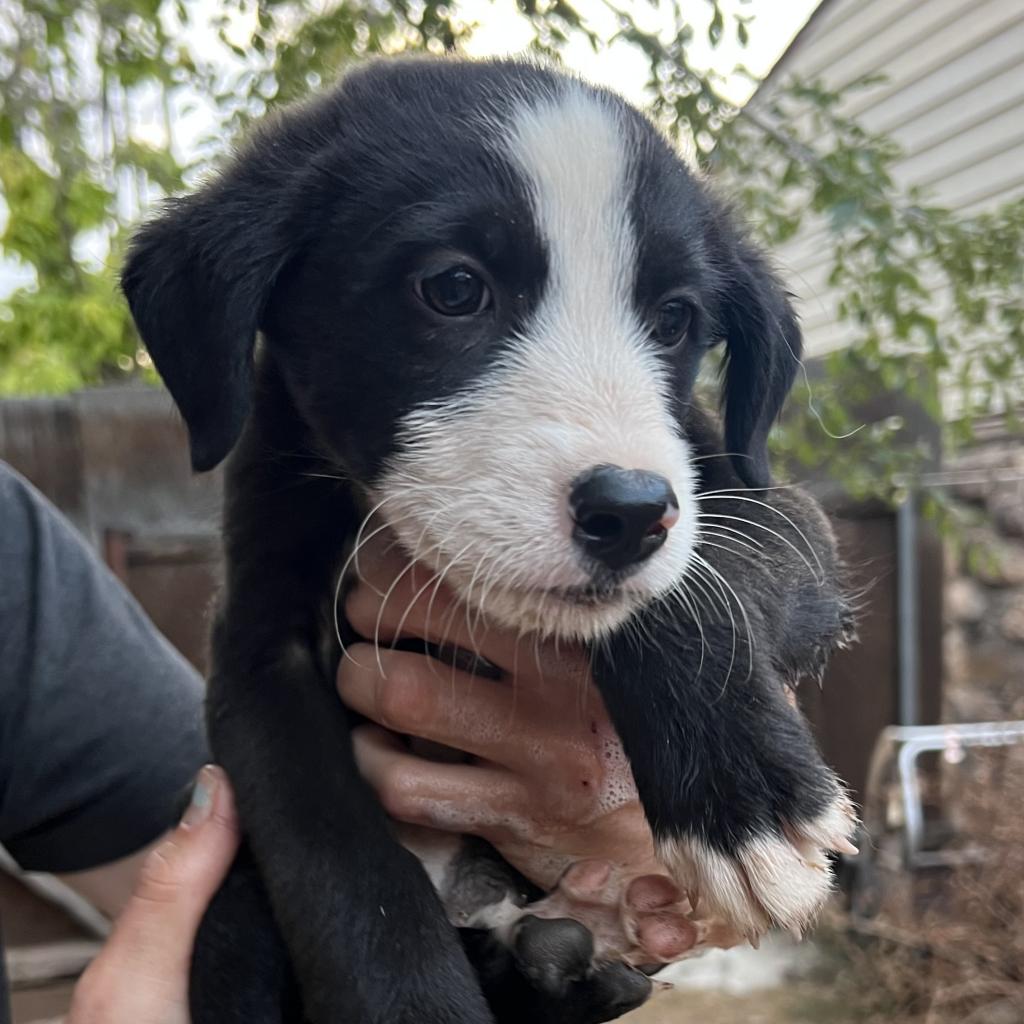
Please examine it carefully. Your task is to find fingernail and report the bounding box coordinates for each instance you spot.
[182,764,220,829]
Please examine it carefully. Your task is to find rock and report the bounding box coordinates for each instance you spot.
[946,578,988,624]
[972,544,1024,588]
[999,595,1024,644]
[991,488,1024,539]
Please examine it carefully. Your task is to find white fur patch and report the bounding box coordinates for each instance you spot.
[395,824,463,895]
[375,85,697,641]
[656,794,858,940]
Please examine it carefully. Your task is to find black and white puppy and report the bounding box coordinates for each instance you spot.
[122,56,857,1024]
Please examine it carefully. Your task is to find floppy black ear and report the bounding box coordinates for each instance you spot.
[121,166,297,472]
[716,238,802,489]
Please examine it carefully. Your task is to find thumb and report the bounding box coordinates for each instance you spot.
[113,764,239,969]
[72,765,239,1023]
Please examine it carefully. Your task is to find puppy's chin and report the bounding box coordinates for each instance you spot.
[460,581,640,642]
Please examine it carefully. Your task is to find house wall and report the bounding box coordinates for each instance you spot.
[762,0,1024,358]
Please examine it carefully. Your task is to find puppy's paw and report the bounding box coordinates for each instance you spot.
[657,793,858,941]
[512,915,597,996]
[508,916,654,1023]
[513,860,742,969]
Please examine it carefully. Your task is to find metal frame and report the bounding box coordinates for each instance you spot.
[863,720,1024,869]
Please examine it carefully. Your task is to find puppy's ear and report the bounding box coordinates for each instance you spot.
[716,237,801,489]
[121,165,296,472]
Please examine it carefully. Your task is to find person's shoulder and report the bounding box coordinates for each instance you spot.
[0,460,44,531]
[0,459,46,506]
[0,460,86,576]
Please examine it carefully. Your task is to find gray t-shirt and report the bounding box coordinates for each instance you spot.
[0,460,208,871]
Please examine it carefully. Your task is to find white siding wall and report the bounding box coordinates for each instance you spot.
[760,0,1024,357]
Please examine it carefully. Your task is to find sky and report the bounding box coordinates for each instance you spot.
[0,0,821,297]
[459,0,820,106]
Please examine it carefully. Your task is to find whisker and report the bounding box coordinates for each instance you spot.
[422,538,476,654]
[687,561,738,686]
[689,451,754,464]
[697,511,821,584]
[342,491,443,595]
[459,551,491,659]
[682,563,728,626]
[663,583,707,680]
[373,553,427,677]
[696,483,800,496]
[332,503,454,660]
[389,566,446,651]
[472,558,506,638]
[693,553,756,694]
[699,535,763,565]
[697,520,765,550]
[370,524,472,676]
[298,471,351,482]
[695,493,825,579]
[696,555,755,658]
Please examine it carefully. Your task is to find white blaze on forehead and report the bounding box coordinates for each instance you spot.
[375,85,698,640]
[499,87,686,478]
[510,87,637,338]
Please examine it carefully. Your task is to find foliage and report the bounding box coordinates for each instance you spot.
[1,0,1022,502]
[0,0,191,389]
[713,80,1024,500]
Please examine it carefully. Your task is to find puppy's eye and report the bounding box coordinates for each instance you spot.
[652,298,694,349]
[418,265,490,317]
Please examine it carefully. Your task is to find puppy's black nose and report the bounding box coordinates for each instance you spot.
[570,465,678,571]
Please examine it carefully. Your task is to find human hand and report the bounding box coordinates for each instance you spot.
[68,766,239,1024]
[339,532,742,966]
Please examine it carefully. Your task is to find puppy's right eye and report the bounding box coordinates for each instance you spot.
[652,298,694,350]
[417,265,490,317]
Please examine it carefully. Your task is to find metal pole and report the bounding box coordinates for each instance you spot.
[896,492,920,727]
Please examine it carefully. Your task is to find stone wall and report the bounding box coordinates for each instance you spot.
[943,433,1024,723]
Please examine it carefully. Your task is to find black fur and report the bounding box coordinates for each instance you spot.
[123,57,849,1023]
[592,410,846,853]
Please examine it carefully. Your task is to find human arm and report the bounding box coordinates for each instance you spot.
[0,462,209,880]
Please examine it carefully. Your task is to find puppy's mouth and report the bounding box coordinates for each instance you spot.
[477,576,643,640]
[545,583,627,608]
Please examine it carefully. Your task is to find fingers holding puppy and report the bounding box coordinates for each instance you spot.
[340,643,579,774]
[350,724,531,841]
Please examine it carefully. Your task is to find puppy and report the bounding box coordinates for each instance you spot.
[122,56,857,1023]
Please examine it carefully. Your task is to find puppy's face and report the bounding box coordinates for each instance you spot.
[123,59,801,641]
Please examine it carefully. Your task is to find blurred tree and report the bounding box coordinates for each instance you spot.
[0,0,187,389]
[1,0,1021,506]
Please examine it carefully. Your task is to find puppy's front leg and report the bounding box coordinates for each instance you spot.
[590,490,857,941]
[204,448,492,1024]
[207,650,493,1022]
[592,623,854,940]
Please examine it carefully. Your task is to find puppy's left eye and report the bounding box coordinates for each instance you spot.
[652,298,694,349]
[417,265,491,317]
